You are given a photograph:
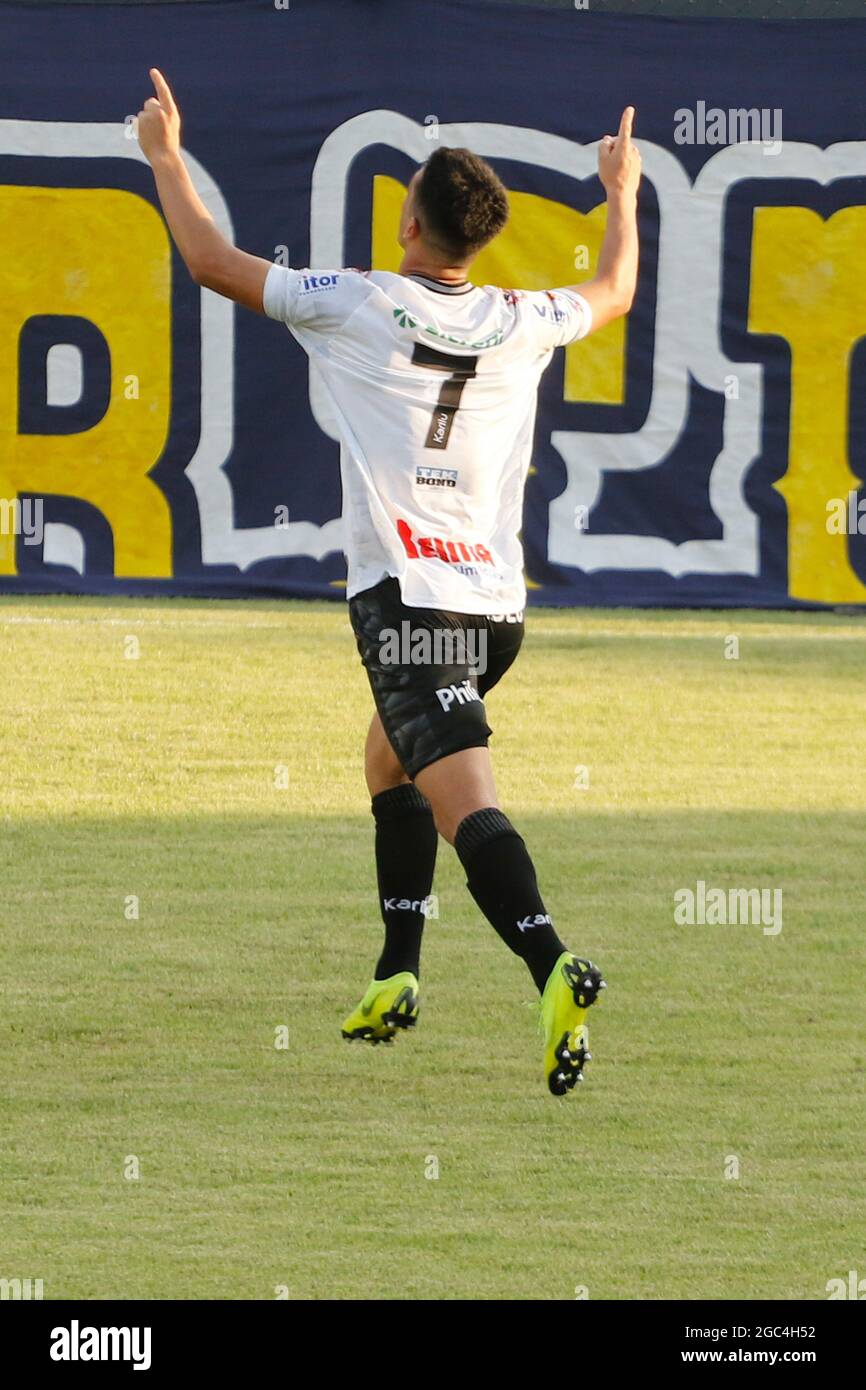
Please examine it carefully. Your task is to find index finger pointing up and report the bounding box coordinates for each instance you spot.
[619,106,635,140]
[150,68,176,111]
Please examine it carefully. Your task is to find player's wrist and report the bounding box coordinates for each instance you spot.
[148,144,182,171]
[604,185,638,207]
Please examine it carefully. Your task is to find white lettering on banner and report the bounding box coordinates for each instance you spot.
[309,112,866,582]
[14,118,866,584]
[0,119,341,573]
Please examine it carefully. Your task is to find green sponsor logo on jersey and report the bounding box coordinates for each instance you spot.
[393,305,503,350]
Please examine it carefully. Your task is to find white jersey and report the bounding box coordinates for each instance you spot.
[263,265,592,614]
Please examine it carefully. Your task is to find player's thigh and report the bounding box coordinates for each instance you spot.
[415,611,523,841]
[365,711,410,796]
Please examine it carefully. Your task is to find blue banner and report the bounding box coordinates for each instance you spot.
[2,0,865,606]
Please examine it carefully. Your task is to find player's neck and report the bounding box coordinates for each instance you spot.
[398,251,471,285]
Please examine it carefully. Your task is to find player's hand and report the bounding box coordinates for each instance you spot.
[598,106,641,198]
[136,68,181,162]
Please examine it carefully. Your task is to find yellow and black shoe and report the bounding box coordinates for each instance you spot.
[341,972,419,1045]
[540,953,606,1096]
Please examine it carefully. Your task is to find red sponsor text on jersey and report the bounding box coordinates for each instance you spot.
[397,519,494,567]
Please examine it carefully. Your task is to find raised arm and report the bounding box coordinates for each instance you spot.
[571,106,641,333]
[136,69,271,314]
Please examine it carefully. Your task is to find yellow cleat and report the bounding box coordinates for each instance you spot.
[540,953,606,1096]
[341,972,419,1045]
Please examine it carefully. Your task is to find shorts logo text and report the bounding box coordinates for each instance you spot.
[435,680,481,712]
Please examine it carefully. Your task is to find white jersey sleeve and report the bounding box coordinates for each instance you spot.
[518,287,593,349]
[262,265,372,334]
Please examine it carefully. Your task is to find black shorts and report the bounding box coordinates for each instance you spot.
[349,577,525,779]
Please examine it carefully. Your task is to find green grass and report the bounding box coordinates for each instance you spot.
[1,596,864,1300]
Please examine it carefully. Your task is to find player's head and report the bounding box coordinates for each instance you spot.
[398,146,509,269]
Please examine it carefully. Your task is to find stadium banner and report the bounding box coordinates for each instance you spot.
[1,0,865,609]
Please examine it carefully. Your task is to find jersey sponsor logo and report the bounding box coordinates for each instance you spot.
[392,306,504,351]
[415,465,458,488]
[397,518,493,567]
[428,324,503,350]
[517,912,554,933]
[544,290,567,323]
[533,293,567,324]
[502,288,525,306]
[299,273,340,294]
[435,679,482,712]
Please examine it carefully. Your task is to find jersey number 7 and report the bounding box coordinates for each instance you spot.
[412,343,479,451]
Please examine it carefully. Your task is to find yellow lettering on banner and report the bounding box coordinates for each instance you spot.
[0,186,172,576]
[749,205,866,602]
[372,175,625,405]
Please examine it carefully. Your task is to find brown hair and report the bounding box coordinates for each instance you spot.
[415,146,509,260]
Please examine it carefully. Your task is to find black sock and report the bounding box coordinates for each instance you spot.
[455,807,567,993]
[372,784,438,980]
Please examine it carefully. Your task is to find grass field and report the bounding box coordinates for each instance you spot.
[1,596,865,1301]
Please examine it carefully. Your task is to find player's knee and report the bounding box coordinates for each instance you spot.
[431,808,457,845]
[430,796,501,847]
